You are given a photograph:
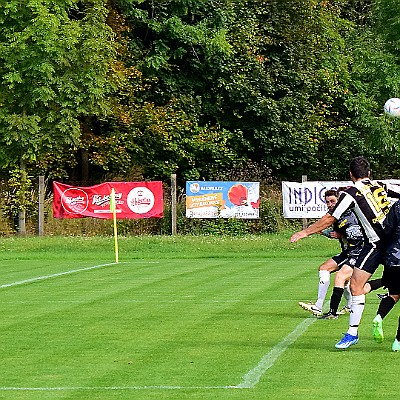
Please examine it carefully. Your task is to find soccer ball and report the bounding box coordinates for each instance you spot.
[384,98,400,117]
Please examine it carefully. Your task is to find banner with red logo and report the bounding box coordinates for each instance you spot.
[53,181,163,219]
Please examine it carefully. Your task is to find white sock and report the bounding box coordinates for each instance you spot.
[316,270,330,310]
[348,294,366,336]
[344,283,352,307]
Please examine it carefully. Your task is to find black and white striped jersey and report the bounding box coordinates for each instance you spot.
[329,179,400,243]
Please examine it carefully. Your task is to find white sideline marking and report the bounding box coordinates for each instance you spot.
[0,262,121,289]
[236,317,316,388]
[0,386,236,391]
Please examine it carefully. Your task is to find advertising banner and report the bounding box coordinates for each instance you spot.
[282,181,352,218]
[282,180,400,218]
[53,181,163,219]
[186,181,259,219]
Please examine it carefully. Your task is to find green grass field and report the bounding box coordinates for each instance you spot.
[0,234,398,400]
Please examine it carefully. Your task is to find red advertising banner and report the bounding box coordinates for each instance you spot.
[53,181,163,219]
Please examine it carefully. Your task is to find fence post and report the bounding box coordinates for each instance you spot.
[38,176,45,236]
[18,159,26,236]
[302,175,307,230]
[171,174,177,235]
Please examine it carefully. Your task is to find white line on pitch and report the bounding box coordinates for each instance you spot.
[0,262,122,289]
[0,386,238,391]
[235,317,316,388]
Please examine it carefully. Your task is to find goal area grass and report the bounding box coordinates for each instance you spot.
[0,234,398,400]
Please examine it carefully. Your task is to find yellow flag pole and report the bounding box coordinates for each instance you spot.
[110,188,119,263]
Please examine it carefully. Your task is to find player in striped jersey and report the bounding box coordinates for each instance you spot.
[290,156,400,349]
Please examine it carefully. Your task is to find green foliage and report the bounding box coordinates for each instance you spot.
[110,0,400,182]
[0,0,116,170]
[4,0,400,199]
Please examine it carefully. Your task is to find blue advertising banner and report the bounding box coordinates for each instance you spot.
[186,181,260,219]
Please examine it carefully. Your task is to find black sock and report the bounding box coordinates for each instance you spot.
[377,296,396,319]
[368,278,382,291]
[329,287,344,315]
[397,317,400,341]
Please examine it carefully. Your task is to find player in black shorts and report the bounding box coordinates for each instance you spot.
[299,189,365,317]
[290,156,400,349]
[372,199,400,352]
[319,207,364,319]
[298,190,360,316]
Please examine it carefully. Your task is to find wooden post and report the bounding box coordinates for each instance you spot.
[18,159,26,236]
[38,176,45,236]
[302,175,307,230]
[171,174,177,235]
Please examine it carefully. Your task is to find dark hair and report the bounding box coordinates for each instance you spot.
[324,189,338,198]
[349,156,370,179]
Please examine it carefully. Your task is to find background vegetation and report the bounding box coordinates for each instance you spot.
[2,0,400,234]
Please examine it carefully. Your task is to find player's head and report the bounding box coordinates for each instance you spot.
[349,156,370,181]
[324,189,338,211]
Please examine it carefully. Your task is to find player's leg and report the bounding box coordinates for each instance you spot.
[373,294,397,343]
[364,278,383,294]
[299,257,339,316]
[341,281,352,313]
[320,264,353,319]
[393,316,400,352]
[373,266,400,345]
[348,267,372,331]
[315,258,339,311]
[335,266,373,349]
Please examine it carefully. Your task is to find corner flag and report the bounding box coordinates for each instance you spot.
[110,188,119,263]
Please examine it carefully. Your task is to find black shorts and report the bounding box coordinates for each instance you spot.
[332,246,363,269]
[382,266,400,295]
[354,242,384,274]
[332,252,347,268]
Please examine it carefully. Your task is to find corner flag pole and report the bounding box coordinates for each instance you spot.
[110,188,119,263]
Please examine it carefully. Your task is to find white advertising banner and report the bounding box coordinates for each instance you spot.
[282,180,400,218]
[282,181,352,218]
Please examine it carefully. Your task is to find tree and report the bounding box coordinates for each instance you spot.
[0,0,116,174]
[0,0,116,229]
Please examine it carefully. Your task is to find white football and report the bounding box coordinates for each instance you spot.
[384,98,400,117]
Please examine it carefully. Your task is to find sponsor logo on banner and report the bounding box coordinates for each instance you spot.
[127,187,155,214]
[61,188,89,215]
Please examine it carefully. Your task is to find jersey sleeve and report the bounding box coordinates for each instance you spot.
[329,192,354,220]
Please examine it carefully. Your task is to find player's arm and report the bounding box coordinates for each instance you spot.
[290,213,336,243]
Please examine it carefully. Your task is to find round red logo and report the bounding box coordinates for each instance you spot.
[61,188,89,215]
